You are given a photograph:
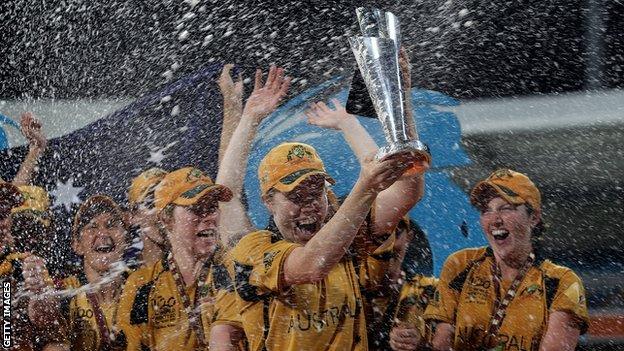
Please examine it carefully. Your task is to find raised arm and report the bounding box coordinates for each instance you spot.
[282,154,415,286]
[13,112,47,186]
[217,64,244,166]
[306,98,428,238]
[216,65,291,248]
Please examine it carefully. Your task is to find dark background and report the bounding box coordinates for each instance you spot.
[1,0,623,100]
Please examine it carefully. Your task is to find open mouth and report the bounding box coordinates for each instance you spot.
[491,229,510,241]
[294,217,319,236]
[93,237,116,253]
[196,229,217,238]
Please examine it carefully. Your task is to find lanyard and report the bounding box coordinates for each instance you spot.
[86,288,120,351]
[167,252,212,348]
[485,252,535,347]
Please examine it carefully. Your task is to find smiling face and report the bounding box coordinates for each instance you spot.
[479,197,540,265]
[164,200,220,260]
[74,212,127,274]
[264,175,329,245]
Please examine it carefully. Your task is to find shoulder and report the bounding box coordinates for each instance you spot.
[442,246,489,272]
[540,260,579,281]
[231,230,292,263]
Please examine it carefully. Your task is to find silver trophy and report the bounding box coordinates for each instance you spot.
[349,8,430,163]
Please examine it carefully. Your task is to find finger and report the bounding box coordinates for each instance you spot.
[271,67,284,91]
[265,65,277,88]
[278,76,291,98]
[330,98,344,111]
[253,68,263,91]
[221,64,234,79]
[316,101,331,113]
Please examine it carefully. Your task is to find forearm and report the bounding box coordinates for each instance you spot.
[216,115,258,246]
[13,146,43,186]
[337,116,379,164]
[374,174,424,236]
[284,182,377,284]
[431,322,454,351]
[218,99,243,166]
[209,324,244,351]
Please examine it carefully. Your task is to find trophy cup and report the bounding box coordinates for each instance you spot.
[348,8,431,163]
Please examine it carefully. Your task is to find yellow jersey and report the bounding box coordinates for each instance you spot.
[229,227,396,351]
[424,246,589,351]
[117,255,242,351]
[58,273,125,351]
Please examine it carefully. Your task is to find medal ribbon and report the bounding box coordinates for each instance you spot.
[86,291,119,351]
[486,252,535,344]
[167,252,212,348]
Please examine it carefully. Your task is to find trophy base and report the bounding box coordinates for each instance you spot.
[376,140,431,165]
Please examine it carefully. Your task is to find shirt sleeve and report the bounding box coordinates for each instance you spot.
[424,254,462,324]
[231,231,300,299]
[211,289,243,328]
[358,232,397,291]
[549,270,590,334]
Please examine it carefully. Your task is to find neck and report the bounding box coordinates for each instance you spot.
[494,247,532,281]
[169,242,200,286]
[142,235,164,267]
[84,264,122,302]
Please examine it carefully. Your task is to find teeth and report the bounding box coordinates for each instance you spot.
[298,218,316,225]
[492,230,508,236]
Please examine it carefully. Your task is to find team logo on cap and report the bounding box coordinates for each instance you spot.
[286,145,313,162]
[491,169,514,180]
[186,168,205,182]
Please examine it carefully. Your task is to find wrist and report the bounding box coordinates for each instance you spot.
[336,113,358,131]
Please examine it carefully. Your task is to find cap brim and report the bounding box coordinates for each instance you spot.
[0,183,24,215]
[470,181,525,209]
[272,170,335,194]
[172,184,233,207]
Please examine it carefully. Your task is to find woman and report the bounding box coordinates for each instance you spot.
[392,169,589,351]
[29,195,131,351]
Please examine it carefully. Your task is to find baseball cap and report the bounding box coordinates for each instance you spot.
[0,182,24,218]
[470,169,541,210]
[72,194,126,238]
[11,186,52,227]
[258,142,335,196]
[154,167,233,212]
[128,167,167,207]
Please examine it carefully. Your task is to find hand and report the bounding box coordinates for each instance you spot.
[22,255,52,295]
[218,64,243,106]
[305,98,355,130]
[389,324,422,351]
[358,151,416,195]
[241,65,291,124]
[380,150,430,178]
[20,112,47,151]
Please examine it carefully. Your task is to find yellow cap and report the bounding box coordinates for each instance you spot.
[154,167,233,212]
[128,168,167,206]
[258,142,335,196]
[0,182,24,218]
[470,169,541,210]
[72,195,125,238]
[12,186,50,214]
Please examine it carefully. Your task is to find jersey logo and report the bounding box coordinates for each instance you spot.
[152,295,179,328]
[263,250,280,273]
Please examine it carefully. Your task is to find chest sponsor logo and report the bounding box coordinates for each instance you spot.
[464,274,491,305]
[263,250,280,273]
[519,284,543,298]
[152,295,178,328]
[458,326,541,351]
[287,298,362,333]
